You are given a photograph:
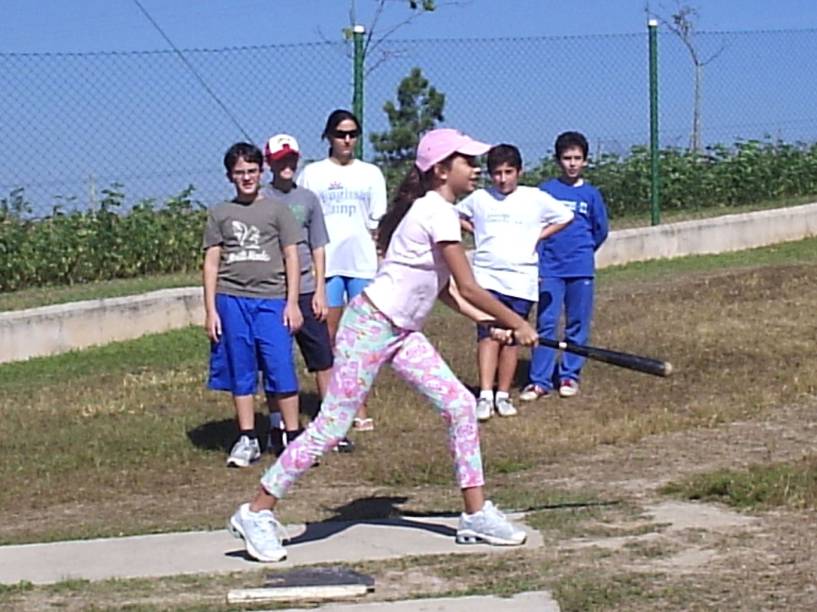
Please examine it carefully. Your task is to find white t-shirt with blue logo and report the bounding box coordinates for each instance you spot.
[456,185,574,300]
[298,158,387,279]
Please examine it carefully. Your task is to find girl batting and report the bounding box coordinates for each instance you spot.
[229,128,538,562]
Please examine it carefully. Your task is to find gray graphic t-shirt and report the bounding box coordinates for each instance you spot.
[262,184,329,295]
[202,196,301,298]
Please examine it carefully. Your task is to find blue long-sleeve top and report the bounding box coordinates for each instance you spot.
[536,178,609,278]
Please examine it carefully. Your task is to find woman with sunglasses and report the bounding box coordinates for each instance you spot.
[298,109,387,432]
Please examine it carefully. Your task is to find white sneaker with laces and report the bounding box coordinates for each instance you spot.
[475,397,493,421]
[456,500,527,546]
[226,435,261,468]
[495,396,518,417]
[228,503,288,562]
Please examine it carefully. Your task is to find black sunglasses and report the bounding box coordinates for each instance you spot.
[330,128,360,140]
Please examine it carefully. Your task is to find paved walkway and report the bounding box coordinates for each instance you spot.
[280,591,559,611]
[0,513,558,610]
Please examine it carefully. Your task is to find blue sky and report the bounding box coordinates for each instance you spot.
[4,1,817,212]
[5,0,817,53]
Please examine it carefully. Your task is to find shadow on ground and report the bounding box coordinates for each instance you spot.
[187,392,323,453]
[224,495,460,561]
[288,496,458,546]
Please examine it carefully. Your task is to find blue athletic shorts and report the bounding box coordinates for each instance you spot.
[208,294,298,396]
[476,289,534,342]
[295,292,333,372]
[325,276,371,308]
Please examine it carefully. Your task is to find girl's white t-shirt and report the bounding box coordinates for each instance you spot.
[297,158,387,278]
[456,185,574,300]
[365,191,461,331]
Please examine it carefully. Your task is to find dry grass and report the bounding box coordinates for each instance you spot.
[2,241,817,543]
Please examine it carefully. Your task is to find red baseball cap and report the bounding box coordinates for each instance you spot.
[265,134,300,161]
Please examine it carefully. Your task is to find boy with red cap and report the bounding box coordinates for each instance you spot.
[263,134,354,454]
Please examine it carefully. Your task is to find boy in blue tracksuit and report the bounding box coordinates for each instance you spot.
[520,131,609,400]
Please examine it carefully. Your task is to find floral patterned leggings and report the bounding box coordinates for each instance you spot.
[260,295,484,498]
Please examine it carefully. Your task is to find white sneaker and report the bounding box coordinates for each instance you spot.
[456,500,527,546]
[226,435,261,468]
[495,396,518,417]
[519,384,550,402]
[228,503,288,562]
[559,379,579,398]
[476,397,493,421]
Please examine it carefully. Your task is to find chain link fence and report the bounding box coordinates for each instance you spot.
[2,29,817,218]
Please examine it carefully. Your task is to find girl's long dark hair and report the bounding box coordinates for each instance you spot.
[376,165,433,255]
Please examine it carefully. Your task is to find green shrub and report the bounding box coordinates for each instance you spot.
[4,137,817,292]
[526,138,817,218]
[0,186,205,292]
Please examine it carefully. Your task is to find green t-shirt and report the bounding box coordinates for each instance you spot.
[202,196,301,298]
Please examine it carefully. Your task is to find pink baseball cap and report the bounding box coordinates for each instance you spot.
[265,134,300,161]
[415,128,491,172]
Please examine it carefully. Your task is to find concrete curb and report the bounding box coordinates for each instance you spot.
[0,286,202,363]
[596,201,817,268]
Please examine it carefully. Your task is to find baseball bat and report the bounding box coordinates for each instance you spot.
[538,337,673,378]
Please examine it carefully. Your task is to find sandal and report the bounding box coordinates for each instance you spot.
[352,417,375,432]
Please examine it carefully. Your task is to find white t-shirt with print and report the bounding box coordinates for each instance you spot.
[365,191,461,331]
[456,185,573,300]
[298,158,387,279]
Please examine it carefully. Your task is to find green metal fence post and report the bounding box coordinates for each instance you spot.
[352,24,365,159]
[648,18,661,225]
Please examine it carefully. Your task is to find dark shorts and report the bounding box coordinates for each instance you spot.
[208,294,298,396]
[295,292,334,372]
[476,289,534,342]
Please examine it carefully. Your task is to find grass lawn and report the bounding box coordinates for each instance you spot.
[610,193,817,229]
[0,272,199,312]
[2,237,817,610]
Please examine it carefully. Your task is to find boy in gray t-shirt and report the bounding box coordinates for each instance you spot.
[202,142,303,468]
[262,133,354,454]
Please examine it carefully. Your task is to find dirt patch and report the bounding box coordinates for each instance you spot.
[520,397,817,609]
[645,500,758,531]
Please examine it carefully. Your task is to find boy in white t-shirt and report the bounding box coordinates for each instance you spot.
[456,144,573,421]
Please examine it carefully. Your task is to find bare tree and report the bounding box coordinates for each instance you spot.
[349,0,434,75]
[648,2,726,152]
[319,0,466,75]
